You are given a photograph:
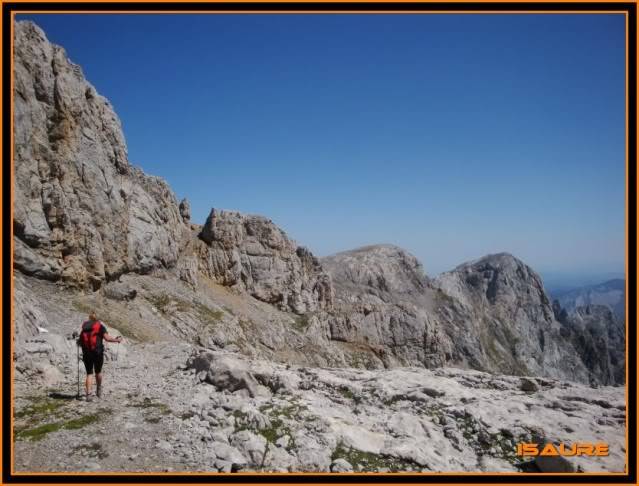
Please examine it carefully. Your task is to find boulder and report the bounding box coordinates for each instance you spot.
[179,198,191,222]
[330,458,354,472]
[187,351,261,398]
[520,377,540,392]
[103,281,137,301]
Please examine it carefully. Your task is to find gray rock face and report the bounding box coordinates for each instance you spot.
[433,253,589,382]
[324,249,622,385]
[322,245,452,369]
[13,21,188,289]
[556,304,625,386]
[179,198,191,223]
[197,208,332,314]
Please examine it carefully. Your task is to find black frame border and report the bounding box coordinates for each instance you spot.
[2,2,636,484]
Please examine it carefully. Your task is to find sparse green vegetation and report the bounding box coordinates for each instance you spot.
[14,397,66,419]
[336,385,363,405]
[331,442,421,472]
[235,401,311,454]
[15,408,111,442]
[292,314,311,332]
[194,301,224,325]
[452,412,526,465]
[131,397,171,414]
[147,293,225,327]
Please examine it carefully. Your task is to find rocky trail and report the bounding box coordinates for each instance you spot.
[13,341,626,474]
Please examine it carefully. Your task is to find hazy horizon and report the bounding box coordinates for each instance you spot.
[16,14,626,283]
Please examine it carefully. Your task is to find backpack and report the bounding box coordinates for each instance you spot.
[80,320,102,352]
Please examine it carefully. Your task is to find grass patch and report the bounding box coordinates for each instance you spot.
[14,397,66,419]
[292,314,311,332]
[336,385,364,405]
[63,413,102,430]
[15,409,110,442]
[15,422,63,441]
[331,442,421,472]
[131,398,171,414]
[194,302,225,326]
[148,294,225,325]
[452,412,527,465]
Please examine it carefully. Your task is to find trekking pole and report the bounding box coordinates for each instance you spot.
[72,332,80,399]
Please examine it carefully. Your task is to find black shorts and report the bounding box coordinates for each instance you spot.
[82,351,104,375]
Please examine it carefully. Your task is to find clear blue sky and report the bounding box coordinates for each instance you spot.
[16,13,626,282]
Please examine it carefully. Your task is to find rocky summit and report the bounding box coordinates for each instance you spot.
[12,21,626,474]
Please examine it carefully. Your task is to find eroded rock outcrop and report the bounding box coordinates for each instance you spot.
[13,21,188,289]
[321,245,453,369]
[195,208,332,314]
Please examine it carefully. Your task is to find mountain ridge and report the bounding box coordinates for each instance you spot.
[13,19,624,386]
[10,20,626,474]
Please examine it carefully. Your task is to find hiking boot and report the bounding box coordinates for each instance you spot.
[86,395,94,402]
[96,386,102,398]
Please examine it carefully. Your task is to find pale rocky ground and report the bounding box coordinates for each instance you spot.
[13,339,626,474]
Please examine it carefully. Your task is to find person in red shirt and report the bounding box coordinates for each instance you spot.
[79,311,122,401]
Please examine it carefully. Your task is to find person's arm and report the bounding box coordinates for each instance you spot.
[102,324,122,343]
[103,333,122,343]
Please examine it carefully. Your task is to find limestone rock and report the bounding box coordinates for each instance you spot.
[433,253,591,383]
[520,377,539,392]
[179,198,191,222]
[13,20,188,290]
[197,208,332,314]
[331,458,354,472]
[322,245,453,369]
[103,280,137,301]
[559,304,625,385]
[187,350,261,398]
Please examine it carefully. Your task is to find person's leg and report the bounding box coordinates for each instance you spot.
[95,354,104,397]
[85,373,92,397]
[82,353,94,399]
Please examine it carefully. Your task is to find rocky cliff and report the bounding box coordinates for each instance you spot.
[13,21,190,289]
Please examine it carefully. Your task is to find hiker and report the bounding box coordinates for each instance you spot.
[78,311,122,401]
